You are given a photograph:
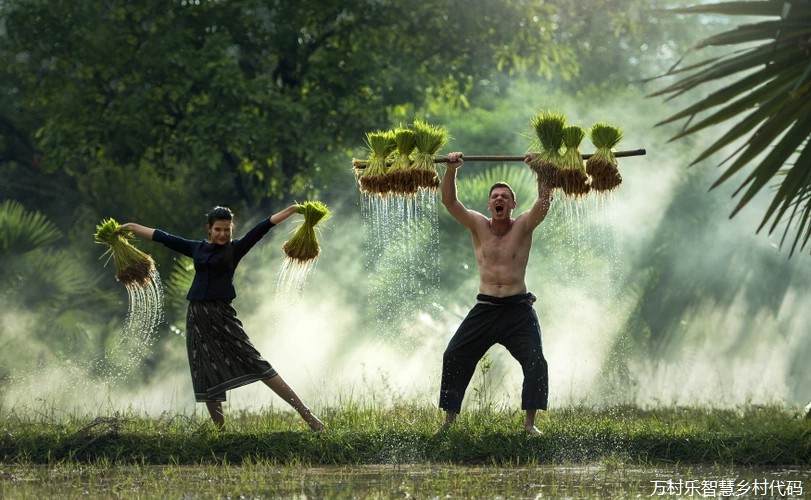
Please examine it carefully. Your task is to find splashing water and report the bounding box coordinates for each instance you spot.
[109,267,165,374]
[276,257,320,294]
[538,190,632,406]
[360,190,441,343]
[123,269,164,339]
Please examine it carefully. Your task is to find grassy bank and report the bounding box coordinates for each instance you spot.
[2,404,809,466]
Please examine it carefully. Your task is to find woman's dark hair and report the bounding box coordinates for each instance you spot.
[206,206,234,227]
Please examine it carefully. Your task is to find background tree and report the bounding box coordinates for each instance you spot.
[0,0,576,219]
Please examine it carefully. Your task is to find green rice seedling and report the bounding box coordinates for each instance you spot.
[586,122,624,192]
[559,125,591,198]
[529,111,566,189]
[94,218,156,286]
[386,126,418,195]
[411,119,450,191]
[283,201,331,262]
[358,130,397,195]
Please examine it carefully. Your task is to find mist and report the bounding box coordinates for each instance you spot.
[2,77,809,419]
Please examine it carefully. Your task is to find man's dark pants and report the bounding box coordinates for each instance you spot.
[439,296,549,413]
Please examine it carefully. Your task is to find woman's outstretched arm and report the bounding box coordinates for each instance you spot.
[120,222,156,240]
[269,205,299,225]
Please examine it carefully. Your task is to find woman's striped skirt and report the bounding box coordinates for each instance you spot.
[186,300,277,402]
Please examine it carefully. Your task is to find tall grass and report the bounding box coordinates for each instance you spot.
[1,403,808,466]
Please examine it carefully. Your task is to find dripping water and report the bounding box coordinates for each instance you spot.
[360,189,441,345]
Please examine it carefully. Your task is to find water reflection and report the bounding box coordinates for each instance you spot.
[2,463,808,499]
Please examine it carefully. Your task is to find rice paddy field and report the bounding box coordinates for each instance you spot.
[2,403,809,498]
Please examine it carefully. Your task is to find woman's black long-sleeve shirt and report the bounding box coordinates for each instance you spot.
[152,218,275,301]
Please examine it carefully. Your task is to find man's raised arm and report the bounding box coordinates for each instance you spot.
[520,153,554,231]
[441,152,481,230]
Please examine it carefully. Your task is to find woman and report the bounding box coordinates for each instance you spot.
[122,205,324,431]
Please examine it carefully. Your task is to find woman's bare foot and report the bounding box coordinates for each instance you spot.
[433,420,454,436]
[434,411,457,436]
[302,409,325,432]
[206,401,225,431]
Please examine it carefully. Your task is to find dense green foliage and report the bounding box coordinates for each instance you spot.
[0,0,703,218]
[0,0,577,217]
[0,201,120,383]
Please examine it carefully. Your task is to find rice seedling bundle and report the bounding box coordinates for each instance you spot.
[529,111,566,189]
[586,123,624,192]
[559,125,591,197]
[94,218,156,286]
[385,126,419,195]
[411,119,450,191]
[283,201,331,262]
[358,131,396,195]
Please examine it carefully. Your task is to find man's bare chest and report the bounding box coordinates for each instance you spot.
[476,232,526,261]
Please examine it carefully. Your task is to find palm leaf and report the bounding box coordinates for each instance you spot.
[720,95,811,195]
[653,2,811,254]
[695,19,807,47]
[656,38,802,98]
[166,256,194,313]
[764,139,811,235]
[681,86,793,167]
[12,249,95,308]
[729,115,811,241]
[774,158,811,256]
[666,1,786,17]
[0,199,62,254]
[656,50,805,126]
[457,164,537,210]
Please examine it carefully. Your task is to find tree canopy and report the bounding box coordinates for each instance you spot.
[0,0,576,214]
[1,0,700,220]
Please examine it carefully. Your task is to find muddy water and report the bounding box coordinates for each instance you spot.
[1,463,807,499]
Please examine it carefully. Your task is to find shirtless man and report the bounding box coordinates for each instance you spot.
[437,151,553,435]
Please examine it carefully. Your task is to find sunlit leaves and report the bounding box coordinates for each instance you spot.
[0,0,584,210]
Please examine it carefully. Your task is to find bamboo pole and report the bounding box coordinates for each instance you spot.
[352,148,646,169]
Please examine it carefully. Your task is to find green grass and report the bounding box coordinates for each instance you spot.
[2,404,809,467]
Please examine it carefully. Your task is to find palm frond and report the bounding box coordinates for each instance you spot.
[457,164,537,209]
[0,200,62,254]
[655,51,805,126]
[763,140,811,253]
[654,2,811,255]
[721,96,811,198]
[667,1,786,17]
[165,256,194,313]
[696,19,803,47]
[13,249,95,307]
[654,38,804,99]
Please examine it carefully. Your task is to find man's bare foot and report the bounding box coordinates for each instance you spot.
[525,425,542,436]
